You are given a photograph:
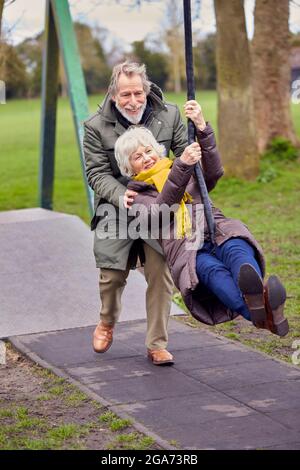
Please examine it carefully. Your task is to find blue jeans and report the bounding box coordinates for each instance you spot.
[196,238,263,321]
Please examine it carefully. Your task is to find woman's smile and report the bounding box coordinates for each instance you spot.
[130,145,160,174]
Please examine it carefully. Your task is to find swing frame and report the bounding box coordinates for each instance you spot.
[39,0,215,245]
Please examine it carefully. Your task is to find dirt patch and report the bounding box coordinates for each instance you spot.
[0,344,160,450]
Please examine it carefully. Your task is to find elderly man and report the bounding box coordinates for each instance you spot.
[83,61,187,365]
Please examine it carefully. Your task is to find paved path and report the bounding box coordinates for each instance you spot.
[2,208,300,449]
[0,208,182,339]
[10,318,300,450]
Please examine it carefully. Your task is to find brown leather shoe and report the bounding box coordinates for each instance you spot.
[93,321,114,353]
[239,264,289,337]
[238,263,266,323]
[264,275,289,337]
[147,349,174,366]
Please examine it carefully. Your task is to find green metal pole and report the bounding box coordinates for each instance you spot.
[50,0,93,215]
[39,0,93,215]
[39,0,59,210]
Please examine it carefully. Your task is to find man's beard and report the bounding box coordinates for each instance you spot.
[115,100,147,124]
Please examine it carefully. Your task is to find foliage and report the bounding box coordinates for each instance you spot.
[0,42,28,98]
[261,136,300,163]
[290,31,300,47]
[16,34,43,97]
[131,40,169,89]
[75,22,111,94]
[3,22,112,99]
[1,0,218,98]
[257,137,299,183]
[0,91,299,364]
[194,34,217,90]
[256,164,278,184]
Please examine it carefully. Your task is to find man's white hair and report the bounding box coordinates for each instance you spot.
[108,61,151,98]
[115,126,166,177]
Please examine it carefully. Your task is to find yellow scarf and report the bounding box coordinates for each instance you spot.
[133,158,193,238]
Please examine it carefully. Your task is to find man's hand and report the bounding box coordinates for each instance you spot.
[123,189,138,208]
[180,142,202,166]
[184,100,206,131]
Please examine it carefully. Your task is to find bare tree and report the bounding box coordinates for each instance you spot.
[0,0,6,83]
[0,0,4,38]
[214,0,259,178]
[161,0,185,92]
[251,0,299,152]
[0,0,16,38]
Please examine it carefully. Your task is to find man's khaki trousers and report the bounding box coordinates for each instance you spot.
[98,243,174,350]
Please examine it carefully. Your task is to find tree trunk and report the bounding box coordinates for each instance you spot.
[172,31,182,93]
[0,1,5,87]
[251,0,299,153]
[0,0,4,39]
[163,0,184,93]
[214,0,259,179]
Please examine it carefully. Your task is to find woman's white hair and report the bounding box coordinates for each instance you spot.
[115,126,166,177]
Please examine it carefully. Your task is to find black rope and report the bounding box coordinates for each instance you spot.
[183,0,215,246]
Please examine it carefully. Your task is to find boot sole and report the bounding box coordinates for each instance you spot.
[238,263,266,323]
[148,358,174,366]
[147,351,174,366]
[266,276,289,337]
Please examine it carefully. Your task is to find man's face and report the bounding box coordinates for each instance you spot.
[113,73,147,124]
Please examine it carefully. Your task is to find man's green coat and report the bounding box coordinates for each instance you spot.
[83,84,188,269]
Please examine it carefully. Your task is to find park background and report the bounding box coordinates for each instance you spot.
[0,0,300,362]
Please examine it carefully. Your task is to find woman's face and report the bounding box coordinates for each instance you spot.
[129,145,160,175]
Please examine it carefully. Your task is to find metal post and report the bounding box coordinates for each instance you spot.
[39,0,93,215]
[39,0,59,210]
[51,0,93,215]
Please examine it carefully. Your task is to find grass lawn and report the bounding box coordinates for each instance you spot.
[0,91,299,362]
[0,344,157,450]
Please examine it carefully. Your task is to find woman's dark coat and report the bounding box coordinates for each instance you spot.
[127,124,266,326]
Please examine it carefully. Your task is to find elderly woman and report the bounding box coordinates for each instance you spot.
[115,101,289,359]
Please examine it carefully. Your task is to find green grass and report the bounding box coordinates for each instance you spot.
[99,411,132,432]
[211,156,300,359]
[0,409,14,418]
[0,91,298,223]
[0,401,148,450]
[99,411,116,423]
[107,432,155,450]
[1,417,89,450]
[0,92,299,362]
[0,358,155,450]
[0,91,219,224]
[64,389,88,407]
[41,376,88,406]
[47,423,88,441]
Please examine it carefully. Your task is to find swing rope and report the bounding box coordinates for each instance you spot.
[183,0,216,246]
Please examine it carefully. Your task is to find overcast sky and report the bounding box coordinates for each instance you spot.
[2,0,300,48]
